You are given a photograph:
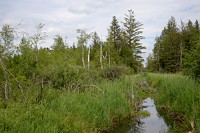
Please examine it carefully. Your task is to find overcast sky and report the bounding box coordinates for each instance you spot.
[0,0,200,62]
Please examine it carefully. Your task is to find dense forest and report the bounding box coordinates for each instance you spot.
[0,8,200,132]
[146,17,200,80]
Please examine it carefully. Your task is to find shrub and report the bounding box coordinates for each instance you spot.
[42,64,84,89]
[42,64,102,89]
[100,66,127,80]
[183,42,200,81]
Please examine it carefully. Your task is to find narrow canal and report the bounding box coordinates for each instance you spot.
[109,98,168,133]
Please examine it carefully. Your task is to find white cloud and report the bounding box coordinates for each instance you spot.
[0,0,200,63]
[1,18,19,25]
[68,5,94,14]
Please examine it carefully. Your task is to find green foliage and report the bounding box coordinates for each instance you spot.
[108,16,122,53]
[183,42,200,80]
[0,102,91,133]
[0,24,15,57]
[100,66,127,80]
[153,17,181,73]
[44,64,86,89]
[145,73,200,132]
[151,18,200,74]
[30,23,46,50]
[15,37,36,77]
[48,87,131,129]
[104,11,145,70]
[146,53,156,72]
[0,77,136,132]
[51,34,67,51]
[123,9,145,71]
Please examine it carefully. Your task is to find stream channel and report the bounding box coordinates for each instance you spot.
[109,98,168,133]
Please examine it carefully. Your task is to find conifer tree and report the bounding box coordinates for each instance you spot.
[153,17,181,72]
[90,32,102,68]
[109,16,122,52]
[106,16,123,65]
[123,9,145,72]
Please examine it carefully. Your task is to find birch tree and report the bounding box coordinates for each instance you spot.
[30,23,46,66]
[77,29,91,68]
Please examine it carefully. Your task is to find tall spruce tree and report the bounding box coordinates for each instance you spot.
[109,16,122,52]
[106,16,123,65]
[123,9,145,72]
[181,20,200,54]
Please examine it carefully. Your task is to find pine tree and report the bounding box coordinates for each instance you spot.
[153,17,181,72]
[106,16,123,66]
[182,20,200,53]
[123,9,145,72]
[90,32,103,68]
[146,53,156,72]
[183,41,200,80]
[109,16,122,52]
[91,32,101,60]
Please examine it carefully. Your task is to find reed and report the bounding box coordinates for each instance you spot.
[145,73,200,132]
[0,76,139,132]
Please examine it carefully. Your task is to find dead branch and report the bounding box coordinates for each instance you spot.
[0,58,23,95]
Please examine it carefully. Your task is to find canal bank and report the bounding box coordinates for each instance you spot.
[108,97,168,133]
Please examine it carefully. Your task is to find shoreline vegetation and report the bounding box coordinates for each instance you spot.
[0,73,142,133]
[1,9,200,132]
[144,73,200,132]
[1,73,199,132]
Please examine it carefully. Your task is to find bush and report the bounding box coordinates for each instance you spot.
[42,64,102,89]
[42,64,84,89]
[183,42,200,81]
[100,66,127,80]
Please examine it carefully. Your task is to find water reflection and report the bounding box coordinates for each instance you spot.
[108,98,168,133]
[136,98,168,133]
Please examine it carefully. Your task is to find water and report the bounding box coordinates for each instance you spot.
[136,98,168,133]
[108,98,168,133]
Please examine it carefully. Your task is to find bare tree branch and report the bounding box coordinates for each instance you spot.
[0,58,24,95]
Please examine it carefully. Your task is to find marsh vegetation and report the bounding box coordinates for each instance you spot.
[0,9,200,133]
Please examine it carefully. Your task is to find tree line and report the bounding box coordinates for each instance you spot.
[146,17,200,80]
[0,9,145,100]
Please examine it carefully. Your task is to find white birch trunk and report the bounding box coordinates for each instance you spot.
[100,42,103,69]
[82,44,85,68]
[108,49,111,67]
[88,47,90,70]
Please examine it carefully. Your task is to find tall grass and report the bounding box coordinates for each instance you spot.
[144,73,200,132]
[0,76,139,133]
